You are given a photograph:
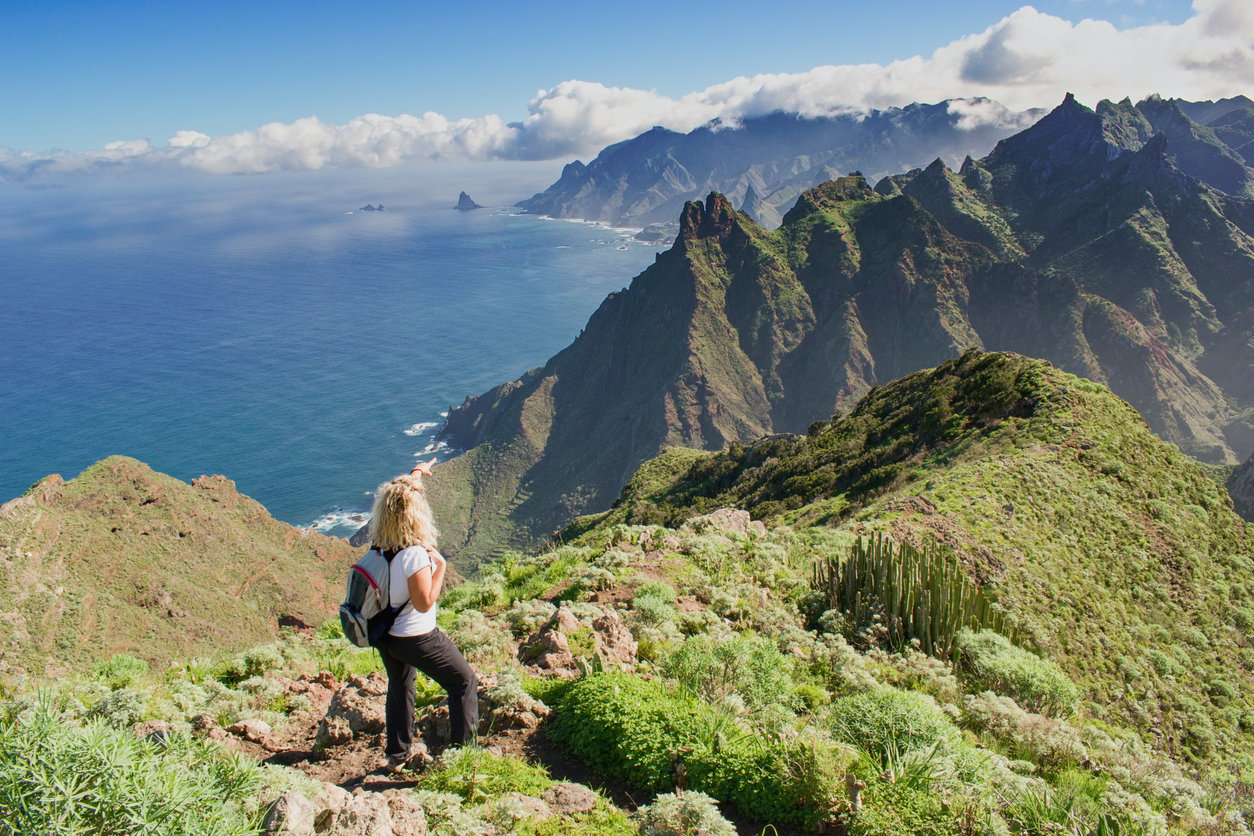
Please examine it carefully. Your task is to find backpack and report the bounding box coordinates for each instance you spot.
[339,548,409,647]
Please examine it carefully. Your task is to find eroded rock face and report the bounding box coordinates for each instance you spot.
[519,605,637,677]
[315,674,387,748]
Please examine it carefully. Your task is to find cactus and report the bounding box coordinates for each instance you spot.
[813,533,1015,659]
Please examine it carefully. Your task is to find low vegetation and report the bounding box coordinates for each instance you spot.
[2,352,1252,833]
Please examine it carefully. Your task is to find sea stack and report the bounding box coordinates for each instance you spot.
[457,191,483,211]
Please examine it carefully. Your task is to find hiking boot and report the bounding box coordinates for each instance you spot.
[384,746,433,774]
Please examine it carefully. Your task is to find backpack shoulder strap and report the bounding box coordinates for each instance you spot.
[373,546,411,610]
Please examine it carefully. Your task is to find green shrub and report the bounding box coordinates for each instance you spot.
[961,691,1086,769]
[846,778,967,836]
[0,699,260,835]
[634,790,736,836]
[89,687,148,727]
[664,633,797,711]
[550,673,843,826]
[690,729,847,826]
[92,653,150,689]
[828,687,959,764]
[955,629,1079,717]
[548,673,708,792]
[411,789,493,836]
[503,599,558,637]
[1144,648,1182,678]
[417,746,633,835]
[445,610,515,667]
[420,747,552,803]
[632,582,680,627]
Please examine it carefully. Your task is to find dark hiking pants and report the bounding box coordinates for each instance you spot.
[378,629,478,757]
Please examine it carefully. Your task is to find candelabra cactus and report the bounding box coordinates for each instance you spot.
[813,532,1015,659]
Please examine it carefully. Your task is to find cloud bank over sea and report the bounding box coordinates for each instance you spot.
[3,0,1250,178]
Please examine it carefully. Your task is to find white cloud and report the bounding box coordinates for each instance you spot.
[4,0,1250,178]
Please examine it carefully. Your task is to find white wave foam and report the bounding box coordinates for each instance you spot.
[403,420,440,436]
[418,439,450,455]
[307,508,370,535]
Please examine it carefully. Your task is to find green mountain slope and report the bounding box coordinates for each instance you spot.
[432,95,1254,564]
[575,350,1254,760]
[5,361,1254,833]
[0,456,356,678]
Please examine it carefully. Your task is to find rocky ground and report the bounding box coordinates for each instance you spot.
[190,601,662,835]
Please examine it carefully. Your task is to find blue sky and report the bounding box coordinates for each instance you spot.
[1,0,1244,173]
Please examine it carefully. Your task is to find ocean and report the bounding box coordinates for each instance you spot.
[0,163,660,535]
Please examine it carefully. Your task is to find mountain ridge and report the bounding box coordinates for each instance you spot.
[568,350,1254,761]
[431,94,1254,563]
[516,99,1045,229]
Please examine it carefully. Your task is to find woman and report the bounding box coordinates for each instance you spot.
[368,459,477,772]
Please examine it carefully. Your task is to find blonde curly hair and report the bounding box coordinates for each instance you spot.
[367,473,439,552]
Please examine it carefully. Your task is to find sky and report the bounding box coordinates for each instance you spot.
[1,0,1249,177]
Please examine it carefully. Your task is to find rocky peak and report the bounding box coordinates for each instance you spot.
[678,192,739,240]
[984,93,1106,175]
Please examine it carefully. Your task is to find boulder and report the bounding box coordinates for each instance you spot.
[681,507,765,537]
[542,782,599,814]
[335,790,391,836]
[384,789,429,835]
[262,790,315,836]
[228,718,273,742]
[313,783,352,833]
[317,716,354,748]
[502,792,553,820]
[590,609,638,670]
[316,674,387,747]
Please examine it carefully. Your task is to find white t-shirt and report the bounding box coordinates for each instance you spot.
[388,544,440,636]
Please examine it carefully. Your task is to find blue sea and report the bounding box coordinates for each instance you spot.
[0,163,660,535]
